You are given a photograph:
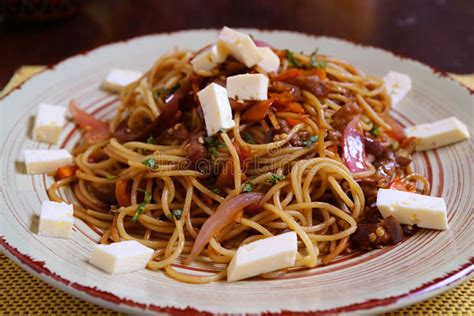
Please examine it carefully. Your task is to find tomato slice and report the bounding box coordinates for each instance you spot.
[115,179,131,207]
[383,114,405,142]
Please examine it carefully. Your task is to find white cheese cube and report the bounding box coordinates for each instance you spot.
[404,117,470,151]
[227,232,297,282]
[101,69,143,93]
[32,103,67,144]
[191,45,229,73]
[376,189,448,230]
[197,83,236,135]
[24,149,73,174]
[226,73,269,101]
[89,240,154,274]
[217,27,263,67]
[257,47,280,73]
[383,71,412,107]
[38,201,74,239]
[191,50,217,73]
[210,44,229,63]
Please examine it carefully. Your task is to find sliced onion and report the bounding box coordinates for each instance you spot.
[382,113,405,141]
[184,192,263,264]
[69,99,111,144]
[254,39,272,48]
[343,115,367,173]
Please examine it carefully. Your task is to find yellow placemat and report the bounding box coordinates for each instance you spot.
[1,67,473,315]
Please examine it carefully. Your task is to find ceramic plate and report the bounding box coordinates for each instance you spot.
[0,29,472,315]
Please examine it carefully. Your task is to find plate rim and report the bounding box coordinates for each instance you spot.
[2,236,472,315]
[0,28,473,315]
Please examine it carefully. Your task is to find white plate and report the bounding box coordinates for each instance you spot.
[0,29,473,315]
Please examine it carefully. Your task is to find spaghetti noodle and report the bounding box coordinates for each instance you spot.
[48,41,428,283]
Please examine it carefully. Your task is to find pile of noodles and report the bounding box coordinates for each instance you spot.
[48,47,428,283]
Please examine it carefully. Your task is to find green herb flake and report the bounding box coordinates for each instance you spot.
[144,191,152,204]
[131,203,146,222]
[131,191,153,222]
[391,141,399,150]
[268,173,286,185]
[370,126,380,137]
[166,212,174,220]
[173,209,183,220]
[146,135,155,144]
[169,82,181,94]
[155,87,169,99]
[208,147,218,158]
[309,49,327,69]
[204,136,225,158]
[242,182,254,193]
[106,175,118,180]
[204,136,219,146]
[211,187,221,194]
[286,50,301,67]
[302,135,319,147]
[142,158,158,169]
[204,175,217,188]
[243,132,256,144]
[219,128,227,134]
[155,82,181,99]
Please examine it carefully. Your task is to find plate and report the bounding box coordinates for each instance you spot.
[0,29,472,315]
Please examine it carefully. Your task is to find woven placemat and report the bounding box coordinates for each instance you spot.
[0,66,473,315]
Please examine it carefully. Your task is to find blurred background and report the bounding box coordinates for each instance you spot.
[1,0,473,87]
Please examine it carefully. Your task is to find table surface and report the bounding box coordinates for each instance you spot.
[1,0,474,88]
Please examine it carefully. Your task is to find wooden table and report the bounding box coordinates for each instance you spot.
[1,0,474,88]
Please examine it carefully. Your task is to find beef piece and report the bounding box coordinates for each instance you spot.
[283,75,328,97]
[271,81,303,101]
[331,103,362,130]
[187,133,208,169]
[114,82,190,143]
[365,137,385,159]
[395,156,412,167]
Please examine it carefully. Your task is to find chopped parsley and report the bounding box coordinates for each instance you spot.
[142,158,158,169]
[155,82,181,99]
[286,50,301,67]
[143,191,152,204]
[243,132,256,144]
[204,175,217,188]
[391,141,399,150]
[131,191,152,222]
[204,136,222,147]
[208,147,218,158]
[204,136,225,158]
[309,49,327,69]
[203,176,220,194]
[302,135,319,147]
[219,128,228,134]
[105,175,118,180]
[370,126,380,137]
[146,135,155,144]
[242,182,254,192]
[132,204,145,221]
[169,82,181,94]
[167,209,183,221]
[173,209,183,220]
[268,173,286,185]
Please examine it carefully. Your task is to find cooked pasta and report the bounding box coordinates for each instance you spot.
[48,33,428,283]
